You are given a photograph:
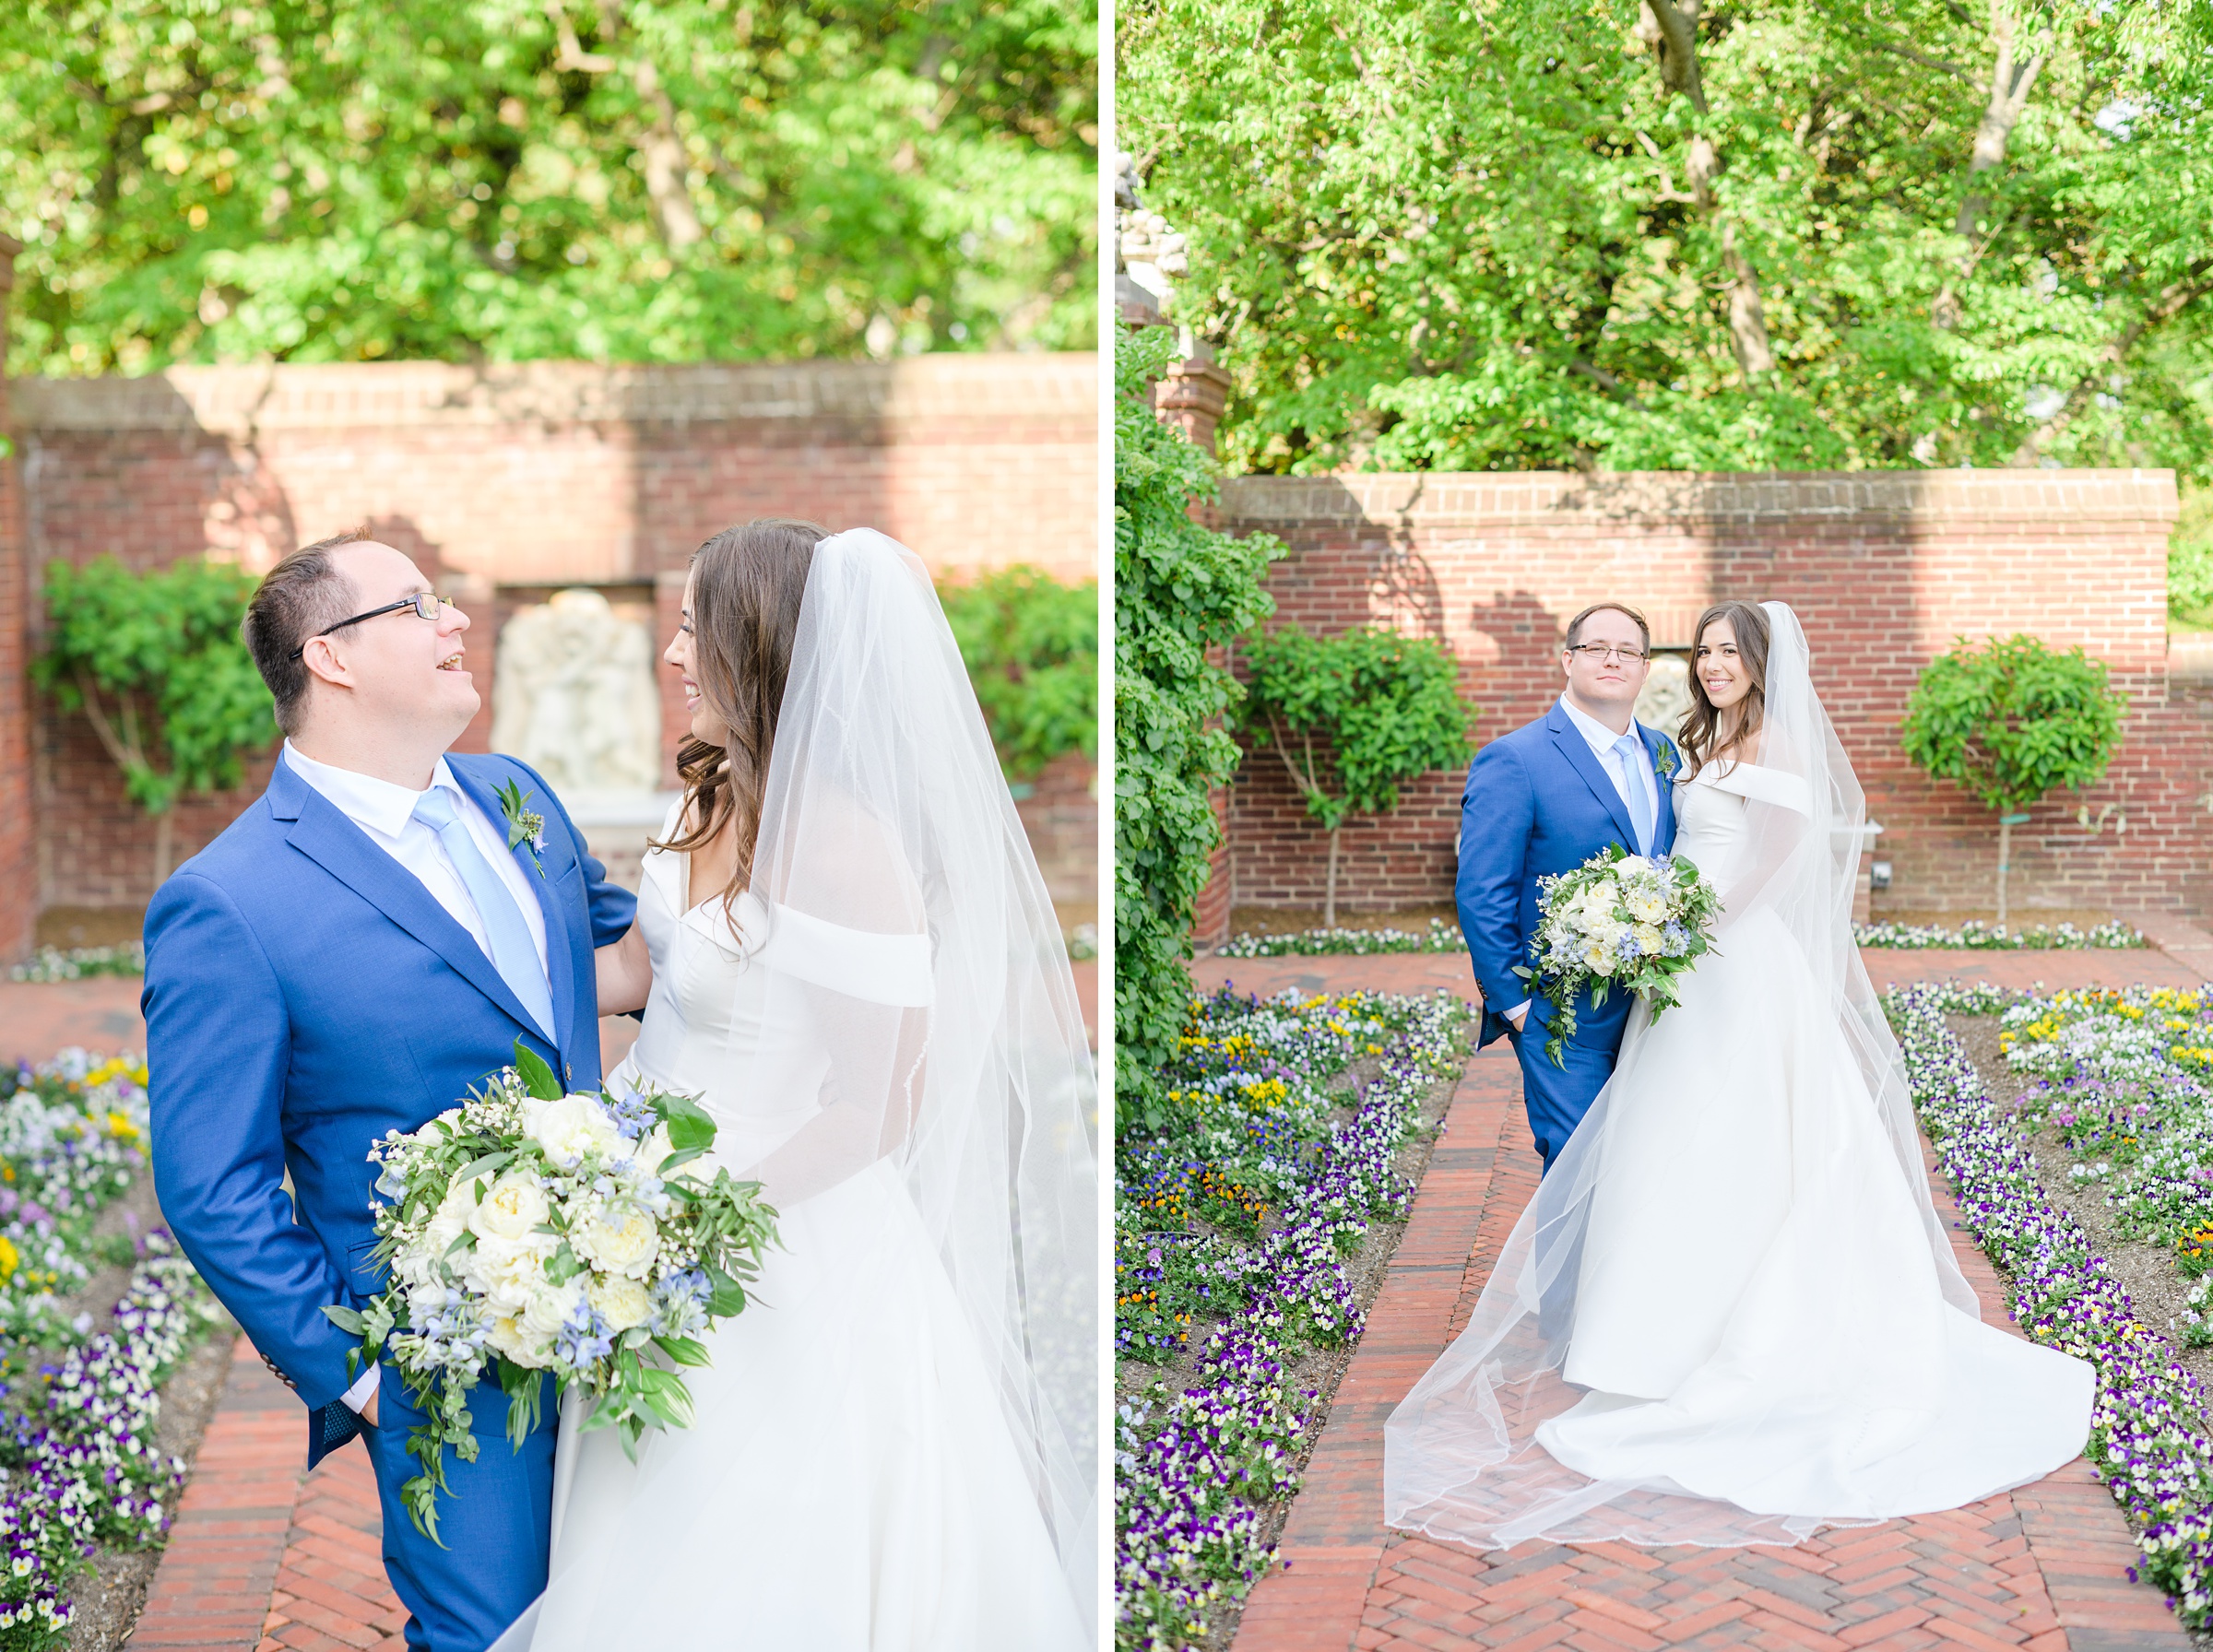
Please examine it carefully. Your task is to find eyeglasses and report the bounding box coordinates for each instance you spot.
[290,593,451,660]
[1563,643,1649,664]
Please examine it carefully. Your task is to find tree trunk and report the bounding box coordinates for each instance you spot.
[1935,13,2044,330]
[1324,826,1342,929]
[1644,3,1775,379]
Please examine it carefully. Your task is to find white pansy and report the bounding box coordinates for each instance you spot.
[468,1172,551,1243]
[587,1272,653,1332]
[573,1206,660,1280]
[530,1095,625,1165]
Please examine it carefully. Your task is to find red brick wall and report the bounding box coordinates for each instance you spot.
[0,242,34,956]
[1213,470,2200,920]
[12,356,1099,914]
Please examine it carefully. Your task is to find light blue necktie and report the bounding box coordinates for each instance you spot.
[413,786,556,1040]
[1611,732,1655,856]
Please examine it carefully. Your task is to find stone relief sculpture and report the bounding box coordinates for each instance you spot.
[1635,653,1694,738]
[491,589,664,797]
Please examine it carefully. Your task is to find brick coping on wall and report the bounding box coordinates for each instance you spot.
[10,351,1099,435]
[1217,466,2182,529]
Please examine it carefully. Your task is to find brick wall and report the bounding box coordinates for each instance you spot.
[11,355,1099,914]
[1213,470,2202,921]
[0,240,33,957]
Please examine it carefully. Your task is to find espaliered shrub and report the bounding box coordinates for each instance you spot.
[937,567,1098,782]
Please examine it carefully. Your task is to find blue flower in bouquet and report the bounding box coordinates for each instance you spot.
[554,1302,616,1368]
[602,1088,658,1143]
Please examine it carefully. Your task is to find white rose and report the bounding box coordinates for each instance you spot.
[520,1275,586,1345]
[587,1273,654,1333]
[531,1095,624,1165]
[633,1124,676,1176]
[573,1207,661,1280]
[1632,923,1665,956]
[411,1107,465,1143]
[463,1233,551,1314]
[1625,889,1667,923]
[1582,940,1615,974]
[468,1172,551,1243]
[420,1179,479,1267]
[485,1312,549,1369]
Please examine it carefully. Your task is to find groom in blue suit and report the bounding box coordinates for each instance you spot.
[144,531,636,1652]
[1457,602,1679,1174]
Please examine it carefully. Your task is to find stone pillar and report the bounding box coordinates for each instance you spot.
[0,234,38,960]
[1154,348,1233,455]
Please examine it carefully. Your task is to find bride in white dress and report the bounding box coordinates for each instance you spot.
[1384,599,2092,1550]
[496,522,1095,1647]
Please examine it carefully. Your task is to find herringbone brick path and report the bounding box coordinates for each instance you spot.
[133,1336,406,1652]
[1231,1043,2191,1652]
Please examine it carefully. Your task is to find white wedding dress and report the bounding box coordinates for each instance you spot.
[1385,603,2093,1550]
[490,530,1095,1648]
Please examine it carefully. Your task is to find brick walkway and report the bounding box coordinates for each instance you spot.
[1221,994,2196,1651]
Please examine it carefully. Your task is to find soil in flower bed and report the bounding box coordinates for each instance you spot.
[1117,1048,1462,1650]
[16,1171,239,1652]
[1947,1010,2213,1399]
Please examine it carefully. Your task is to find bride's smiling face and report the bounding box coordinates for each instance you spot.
[1696,618,1753,710]
[663,572,728,743]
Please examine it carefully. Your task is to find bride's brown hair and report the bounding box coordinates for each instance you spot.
[651,517,830,912]
[1677,599,1770,773]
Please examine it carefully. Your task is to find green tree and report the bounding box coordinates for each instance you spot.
[32,557,278,887]
[1,0,1095,373]
[1119,0,2213,482]
[2171,484,2213,626]
[1240,624,1474,926]
[1116,325,1280,1120]
[937,567,1098,782]
[1899,633,2126,926]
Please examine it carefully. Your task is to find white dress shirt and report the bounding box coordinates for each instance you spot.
[281,741,555,1411]
[1507,697,1660,1025]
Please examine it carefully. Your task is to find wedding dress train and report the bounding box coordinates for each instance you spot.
[1384,603,2092,1550]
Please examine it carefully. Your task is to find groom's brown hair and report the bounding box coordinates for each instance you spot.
[242,527,371,734]
[654,518,830,915]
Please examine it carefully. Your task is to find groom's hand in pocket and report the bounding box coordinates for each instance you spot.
[361,1390,379,1429]
[1508,1003,1529,1032]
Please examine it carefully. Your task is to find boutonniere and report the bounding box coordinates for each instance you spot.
[1653,738,1678,782]
[493,778,549,878]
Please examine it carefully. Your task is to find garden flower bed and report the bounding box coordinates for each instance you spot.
[1856,919,2145,950]
[6,948,144,985]
[0,1051,223,1649]
[1892,983,2213,1627]
[1217,920,1462,958]
[1114,986,1465,1651]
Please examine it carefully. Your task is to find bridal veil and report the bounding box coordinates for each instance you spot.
[703,528,1099,1617]
[1382,600,1985,1549]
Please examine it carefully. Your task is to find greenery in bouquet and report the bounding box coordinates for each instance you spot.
[1515,846,1722,1068]
[329,1044,777,1543]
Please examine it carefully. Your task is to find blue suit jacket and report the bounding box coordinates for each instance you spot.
[143,750,635,1466]
[1456,701,1680,1050]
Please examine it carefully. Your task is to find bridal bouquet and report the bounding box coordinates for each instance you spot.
[1512,845,1723,1068]
[325,1043,778,1541]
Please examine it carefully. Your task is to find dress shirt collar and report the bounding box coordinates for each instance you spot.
[1557,694,1642,759]
[282,741,465,839]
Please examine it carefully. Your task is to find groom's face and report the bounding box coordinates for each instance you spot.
[315,542,479,739]
[1560,608,1650,716]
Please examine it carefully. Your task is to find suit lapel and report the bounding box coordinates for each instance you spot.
[1546,703,1642,852]
[281,782,548,1040]
[1640,725,1678,852]
[449,758,577,1061]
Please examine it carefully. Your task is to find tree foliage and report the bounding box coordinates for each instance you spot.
[1115,325,1281,1113]
[1899,632,2125,921]
[937,567,1097,780]
[2,0,1095,373]
[1119,0,2213,482]
[32,557,278,882]
[1240,624,1474,924]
